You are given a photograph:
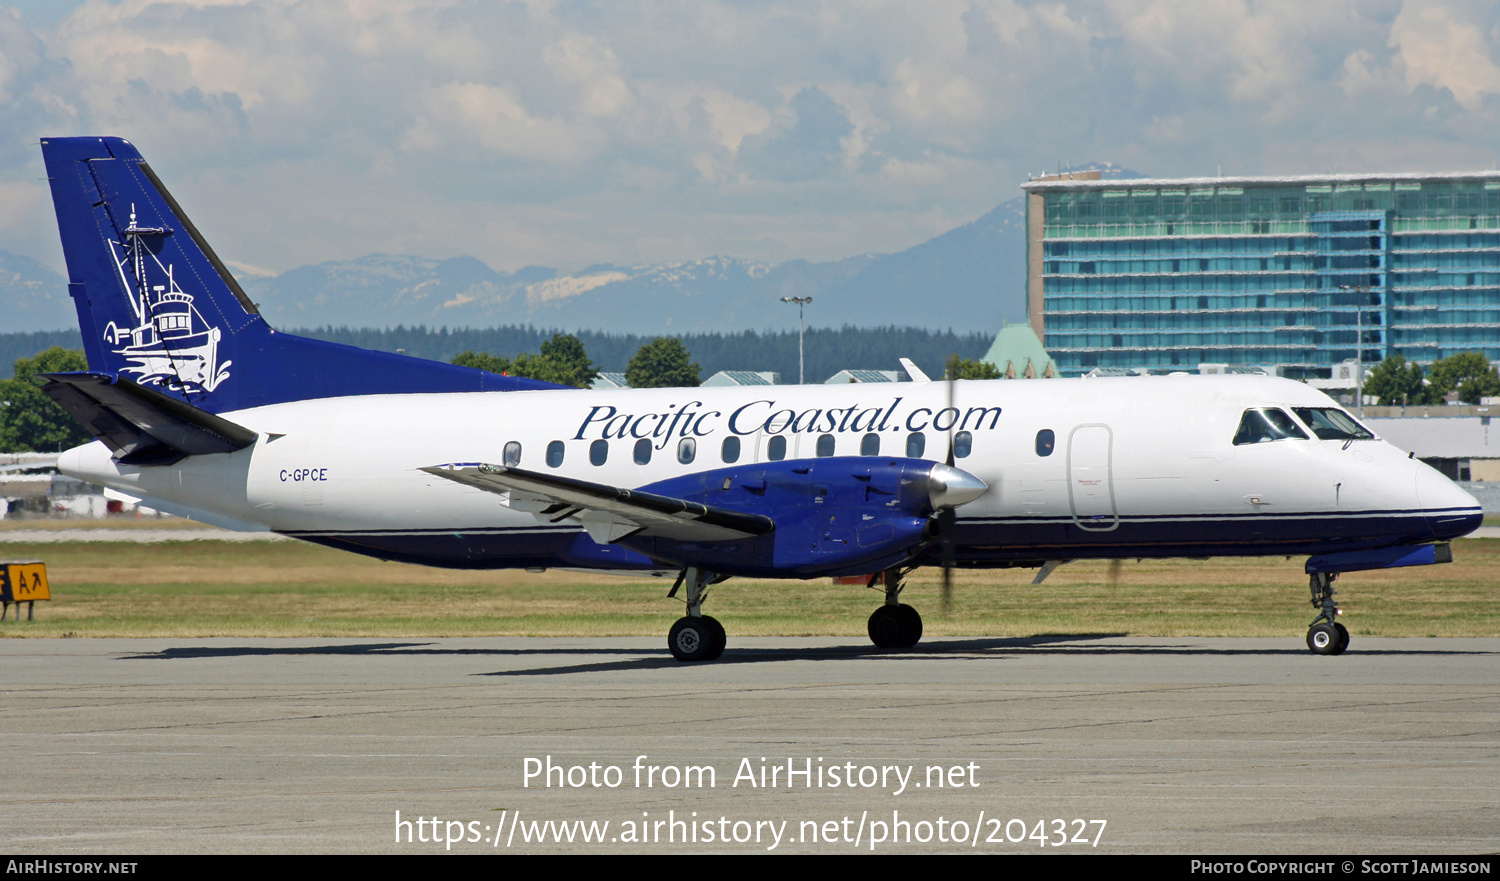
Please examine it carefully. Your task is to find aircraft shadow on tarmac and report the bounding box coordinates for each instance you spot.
[114,635,1496,676]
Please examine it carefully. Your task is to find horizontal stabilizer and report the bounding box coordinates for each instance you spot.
[422,463,776,544]
[41,372,257,466]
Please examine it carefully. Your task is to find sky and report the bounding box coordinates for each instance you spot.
[3,0,1500,277]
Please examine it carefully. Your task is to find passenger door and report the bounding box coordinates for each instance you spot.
[1068,424,1118,530]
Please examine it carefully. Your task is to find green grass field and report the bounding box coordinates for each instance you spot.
[2,537,1497,639]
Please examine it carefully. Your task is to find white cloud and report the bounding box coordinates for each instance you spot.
[401,80,594,163]
[544,32,633,119]
[3,0,1500,275]
[889,59,983,126]
[685,88,774,154]
[1390,1,1500,110]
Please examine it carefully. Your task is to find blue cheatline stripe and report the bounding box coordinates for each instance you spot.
[282,506,1480,537]
[965,506,1480,526]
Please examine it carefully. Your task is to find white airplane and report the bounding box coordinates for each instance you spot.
[37,137,1483,661]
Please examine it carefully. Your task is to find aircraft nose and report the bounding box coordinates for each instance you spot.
[927,464,988,509]
[1414,461,1484,540]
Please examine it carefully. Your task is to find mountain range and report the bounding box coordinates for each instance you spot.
[0,164,1141,335]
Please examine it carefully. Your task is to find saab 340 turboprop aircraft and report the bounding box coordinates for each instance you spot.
[36,136,1483,661]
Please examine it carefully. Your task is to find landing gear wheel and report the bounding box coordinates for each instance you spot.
[868,605,899,648]
[894,604,923,647]
[669,617,714,662]
[868,604,922,649]
[1307,622,1342,655]
[1305,572,1349,656]
[700,615,727,660]
[667,567,726,662]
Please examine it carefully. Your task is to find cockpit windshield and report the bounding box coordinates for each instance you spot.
[1233,408,1309,445]
[1292,408,1375,441]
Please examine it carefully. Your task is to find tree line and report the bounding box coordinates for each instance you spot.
[1362,353,1500,406]
[281,324,993,386]
[451,334,701,389]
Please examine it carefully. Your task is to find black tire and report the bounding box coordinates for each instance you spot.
[1331,622,1350,655]
[894,603,923,648]
[1307,622,1341,655]
[869,604,922,649]
[669,617,712,662]
[868,605,901,648]
[701,615,727,660]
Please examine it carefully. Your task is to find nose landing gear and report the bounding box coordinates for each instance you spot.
[1306,572,1350,655]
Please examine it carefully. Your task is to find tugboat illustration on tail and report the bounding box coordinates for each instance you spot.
[101,206,231,395]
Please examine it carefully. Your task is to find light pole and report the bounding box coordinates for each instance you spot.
[1339,284,1370,418]
[781,296,812,384]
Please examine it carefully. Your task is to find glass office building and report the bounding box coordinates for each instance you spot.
[1022,171,1500,376]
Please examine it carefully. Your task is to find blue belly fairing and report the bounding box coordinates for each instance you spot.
[281,506,1482,573]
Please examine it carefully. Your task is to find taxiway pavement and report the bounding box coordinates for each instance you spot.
[2,636,1496,854]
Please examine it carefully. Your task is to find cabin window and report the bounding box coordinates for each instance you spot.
[906,432,926,457]
[678,437,696,465]
[816,434,836,457]
[1233,408,1309,445]
[767,435,787,461]
[1035,429,1055,457]
[503,441,521,467]
[590,439,609,465]
[1291,407,1375,441]
[721,436,741,464]
[633,438,652,465]
[546,440,565,468]
[954,431,973,458]
[861,433,880,456]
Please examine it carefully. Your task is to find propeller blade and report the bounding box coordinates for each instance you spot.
[938,506,956,613]
[938,355,960,612]
[945,354,957,467]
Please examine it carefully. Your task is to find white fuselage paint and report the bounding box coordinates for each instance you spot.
[57,374,1479,566]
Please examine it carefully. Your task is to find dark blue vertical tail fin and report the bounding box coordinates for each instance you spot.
[41,136,561,413]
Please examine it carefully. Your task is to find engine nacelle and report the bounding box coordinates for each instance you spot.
[623,456,986,578]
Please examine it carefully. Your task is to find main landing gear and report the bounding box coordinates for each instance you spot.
[1306,571,1350,655]
[666,567,726,662]
[867,568,923,649]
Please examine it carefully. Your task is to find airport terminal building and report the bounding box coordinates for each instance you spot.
[1022,170,1500,376]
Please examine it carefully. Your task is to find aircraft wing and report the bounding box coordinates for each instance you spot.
[421,463,776,545]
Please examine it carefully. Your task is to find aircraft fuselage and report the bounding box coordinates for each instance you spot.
[59,373,1480,575]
